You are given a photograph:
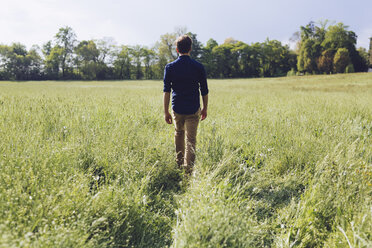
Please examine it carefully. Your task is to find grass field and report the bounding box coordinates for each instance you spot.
[0,73,371,247]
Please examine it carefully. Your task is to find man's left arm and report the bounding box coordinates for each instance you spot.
[201,94,208,121]
[163,92,172,124]
[199,65,209,121]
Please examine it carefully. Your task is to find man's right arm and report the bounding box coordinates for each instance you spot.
[163,65,172,124]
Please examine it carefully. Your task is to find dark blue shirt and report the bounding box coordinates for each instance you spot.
[163,55,209,115]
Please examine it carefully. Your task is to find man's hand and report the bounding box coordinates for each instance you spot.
[164,111,172,124]
[201,108,207,121]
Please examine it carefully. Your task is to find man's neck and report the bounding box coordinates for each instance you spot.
[179,53,190,56]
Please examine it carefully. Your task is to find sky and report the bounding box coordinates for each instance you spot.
[0,0,371,50]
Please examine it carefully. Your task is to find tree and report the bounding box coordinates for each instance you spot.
[55,26,77,78]
[96,37,116,65]
[153,32,178,78]
[95,37,116,79]
[322,23,356,51]
[129,45,144,80]
[212,43,238,78]
[357,47,369,69]
[297,39,321,73]
[8,43,29,80]
[296,20,346,74]
[322,23,367,72]
[44,45,63,79]
[232,41,257,77]
[142,47,156,79]
[297,22,325,74]
[0,45,11,79]
[27,45,42,80]
[247,42,264,77]
[187,32,204,59]
[156,33,177,62]
[75,40,100,79]
[333,48,350,73]
[200,39,218,78]
[113,45,132,79]
[314,19,333,42]
[224,37,238,44]
[317,49,335,74]
[42,41,53,58]
[0,43,42,80]
[260,39,293,77]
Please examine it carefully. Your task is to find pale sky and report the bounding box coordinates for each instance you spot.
[1,0,371,50]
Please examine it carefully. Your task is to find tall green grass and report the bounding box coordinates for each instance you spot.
[0,73,371,247]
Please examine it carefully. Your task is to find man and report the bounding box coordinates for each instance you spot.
[163,35,209,175]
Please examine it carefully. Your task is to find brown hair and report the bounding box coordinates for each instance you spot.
[176,35,192,54]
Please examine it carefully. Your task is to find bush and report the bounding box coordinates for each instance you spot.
[334,48,351,73]
[345,63,355,73]
[287,68,296,77]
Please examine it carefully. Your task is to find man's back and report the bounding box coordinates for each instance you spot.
[163,55,208,115]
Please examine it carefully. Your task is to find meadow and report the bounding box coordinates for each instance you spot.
[0,73,371,247]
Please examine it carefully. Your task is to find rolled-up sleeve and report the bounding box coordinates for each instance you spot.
[163,65,172,92]
[199,65,209,96]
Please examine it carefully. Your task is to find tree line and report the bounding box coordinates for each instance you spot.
[0,22,370,81]
[295,21,369,75]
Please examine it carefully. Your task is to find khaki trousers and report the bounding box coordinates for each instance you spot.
[172,109,201,173]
